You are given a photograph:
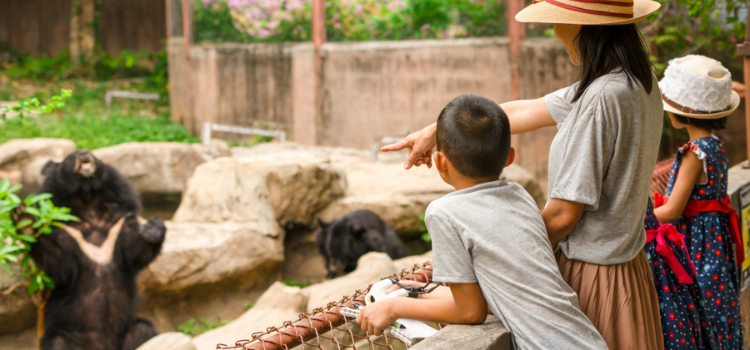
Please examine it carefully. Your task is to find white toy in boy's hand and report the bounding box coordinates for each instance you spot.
[366,278,410,305]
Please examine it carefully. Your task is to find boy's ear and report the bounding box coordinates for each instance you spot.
[505,147,516,167]
[433,151,449,173]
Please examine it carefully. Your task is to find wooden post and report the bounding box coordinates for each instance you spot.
[507,0,526,158]
[69,0,96,62]
[737,1,750,166]
[312,0,326,146]
[180,0,194,132]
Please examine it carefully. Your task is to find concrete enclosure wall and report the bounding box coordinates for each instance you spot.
[318,38,512,149]
[169,37,573,192]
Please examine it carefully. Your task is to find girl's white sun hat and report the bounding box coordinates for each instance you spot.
[515,0,661,25]
[659,55,740,120]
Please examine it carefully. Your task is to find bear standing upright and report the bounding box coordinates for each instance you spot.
[14,150,166,350]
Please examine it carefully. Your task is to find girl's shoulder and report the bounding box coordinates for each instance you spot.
[680,135,723,158]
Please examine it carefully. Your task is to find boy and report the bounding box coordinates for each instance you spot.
[356,94,607,350]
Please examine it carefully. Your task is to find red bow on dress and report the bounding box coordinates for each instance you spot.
[646,223,696,284]
[654,193,744,267]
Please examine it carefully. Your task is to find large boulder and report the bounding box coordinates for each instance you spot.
[232,143,545,236]
[138,221,283,300]
[0,138,76,196]
[172,153,346,226]
[136,152,346,331]
[318,161,544,237]
[93,141,229,196]
[0,265,35,334]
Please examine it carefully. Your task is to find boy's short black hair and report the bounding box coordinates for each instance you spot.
[436,94,511,179]
[673,114,727,131]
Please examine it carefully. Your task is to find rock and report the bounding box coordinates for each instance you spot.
[303,252,397,313]
[0,265,35,334]
[316,154,544,238]
[0,326,35,350]
[0,138,76,195]
[136,332,196,350]
[282,222,328,284]
[192,282,308,350]
[410,315,512,350]
[138,221,283,301]
[93,141,229,196]
[232,143,545,235]
[172,153,346,226]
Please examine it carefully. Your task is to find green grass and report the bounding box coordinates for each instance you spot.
[177,317,232,337]
[0,114,198,150]
[283,279,311,288]
[0,79,198,150]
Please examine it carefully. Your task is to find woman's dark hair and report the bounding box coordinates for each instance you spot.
[572,24,653,102]
[673,114,728,131]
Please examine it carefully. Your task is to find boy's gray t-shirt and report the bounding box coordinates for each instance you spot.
[544,70,663,265]
[427,179,607,350]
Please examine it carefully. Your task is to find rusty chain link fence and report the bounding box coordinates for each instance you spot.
[217,261,439,350]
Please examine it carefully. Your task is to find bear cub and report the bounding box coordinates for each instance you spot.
[316,209,406,278]
[14,150,166,350]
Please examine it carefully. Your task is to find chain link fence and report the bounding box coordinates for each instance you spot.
[217,261,437,350]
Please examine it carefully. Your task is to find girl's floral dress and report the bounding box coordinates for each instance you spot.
[644,199,719,350]
[662,135,743,349]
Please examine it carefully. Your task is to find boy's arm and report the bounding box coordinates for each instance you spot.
[356,282,488,336]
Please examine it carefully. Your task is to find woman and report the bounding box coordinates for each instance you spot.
[382,1,665,349]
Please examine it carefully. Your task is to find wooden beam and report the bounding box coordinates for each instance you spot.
[507,0,526,159]
[312,0,326,146]
[738,1,750,163]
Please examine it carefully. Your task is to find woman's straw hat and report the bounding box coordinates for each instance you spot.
[515,0,661,25]
[660,55,740,120]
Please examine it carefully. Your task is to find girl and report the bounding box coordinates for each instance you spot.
[654,55,743,350]
[645,198,719,350]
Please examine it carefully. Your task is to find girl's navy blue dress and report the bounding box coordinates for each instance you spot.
[662,136,743,349]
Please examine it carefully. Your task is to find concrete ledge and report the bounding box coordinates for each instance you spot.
[410,315,513,350]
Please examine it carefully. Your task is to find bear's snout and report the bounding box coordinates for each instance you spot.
[75,150,96,177]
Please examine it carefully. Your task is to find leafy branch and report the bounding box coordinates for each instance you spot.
[0,89,72,121]
[0,179,78,295]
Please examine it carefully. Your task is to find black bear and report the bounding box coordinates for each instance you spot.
[13,150,166,350]
[316,209,406,278]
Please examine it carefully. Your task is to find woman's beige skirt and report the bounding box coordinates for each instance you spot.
[556,250,664,350]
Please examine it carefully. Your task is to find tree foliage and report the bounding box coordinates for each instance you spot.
[194,0,506,43]
[0,180,78,295]
[641,0,746,75]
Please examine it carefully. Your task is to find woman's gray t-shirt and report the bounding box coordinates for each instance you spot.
[544,70,663,265]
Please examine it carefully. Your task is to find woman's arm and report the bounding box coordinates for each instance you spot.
[381,98,555,169]
[500,98,556,135]
[542,199,585,248]
[654,152,703,223]
[356,282,487,336]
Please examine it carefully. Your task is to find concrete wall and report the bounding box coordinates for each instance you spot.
[318,38,512,149]
[168,37,574,193]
